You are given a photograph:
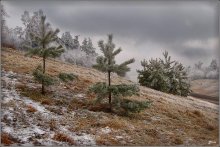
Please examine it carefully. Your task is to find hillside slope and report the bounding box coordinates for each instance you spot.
[1,48,219,146]
[191,79,219,98]
[190,79,219,104]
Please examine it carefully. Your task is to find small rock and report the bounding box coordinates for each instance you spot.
[120,140,127,145]
[76,94,85,98]
[33,127,45,135]
[33,140,42,146]
[143,120,151,125]
[151,116,161,121]
[116,136,123,140]
[208,140,216,145]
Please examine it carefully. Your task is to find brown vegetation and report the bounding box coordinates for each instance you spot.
[26,105,37,113]
[52,132,75,145]
[1,132,18,146]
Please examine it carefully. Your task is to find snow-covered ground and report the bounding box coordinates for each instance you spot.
[1,70,96,146]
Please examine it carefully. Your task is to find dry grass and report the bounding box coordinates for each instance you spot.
[69,118,97,133]
[17,84,50,103]
[98,117,129,130]
[205,123,215,131]
[173,138,183,145]
[52,132,75,145]
[26,105,37,113]
[1,48,131,85]
[193,110,203,117]
[88,103,111,112]
[67,99,89,110]
[95,134,120,146]
[49,119,57,131]
[41,99,53,105]
[1,132,17,145]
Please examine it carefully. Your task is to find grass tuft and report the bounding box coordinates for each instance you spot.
[26,105,37,113]
[193,110,203,117]
[52,132,75,145]
[49,119,57,131]
[1,132,17,145]
[173,138,183,145]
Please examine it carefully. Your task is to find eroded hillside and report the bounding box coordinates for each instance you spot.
[1,48,219,146]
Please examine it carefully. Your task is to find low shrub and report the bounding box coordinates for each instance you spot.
[137,51,191,96]
[119,99,151,115]
[58,73,78,82]
[33,65,56,86]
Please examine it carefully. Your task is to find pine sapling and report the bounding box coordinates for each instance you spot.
[90,34,151,113]
[25,15,64,94]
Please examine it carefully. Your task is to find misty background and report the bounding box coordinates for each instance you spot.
[2,0,219,82]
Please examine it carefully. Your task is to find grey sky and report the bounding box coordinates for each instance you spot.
[2,0,219,82]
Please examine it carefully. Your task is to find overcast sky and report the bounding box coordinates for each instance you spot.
[2,0,219,82]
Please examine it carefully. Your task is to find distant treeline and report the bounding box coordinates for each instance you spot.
[188,60,219,80]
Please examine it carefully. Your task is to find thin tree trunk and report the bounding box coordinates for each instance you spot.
[42,56,46,95]
[108,70,112,110]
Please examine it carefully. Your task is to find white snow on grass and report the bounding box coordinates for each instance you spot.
[22,98,49,113]
[1,70,96,146]
[59,126,96,146]
[33,126,45,135]
[2,126,14,133]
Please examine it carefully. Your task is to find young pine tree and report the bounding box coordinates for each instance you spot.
[90,34,150,113]
[25,15,64,94]
[61,31,74,49]
[73,35,80,49]
[81,38,96,56]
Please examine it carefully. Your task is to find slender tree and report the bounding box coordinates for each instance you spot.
[209,59,218,71]
[81,37,97,56]
[89,34,151,113]
[93,34,134,107]
[89,35,150,114]
[61,32,74,49]
[73,35,80,49]
[1,4,9,43]
[25,15,64,94]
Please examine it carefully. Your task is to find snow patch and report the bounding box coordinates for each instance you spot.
[3,126,14,133]
[101,126,112,134]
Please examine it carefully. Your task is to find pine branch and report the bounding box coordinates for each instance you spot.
[25,47,43,57]
[112,48,122,56]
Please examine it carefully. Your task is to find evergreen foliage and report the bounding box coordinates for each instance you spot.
[89,34,150,113]
[88,82,151,114]
[73,35,80,49]
[25,15,64,94]
[61,32,74,49]
[33,65,55,86]
[58,73,78,82]
[209,59,218,71]
[187,59,219,80]
[120,99,151,114]
[137,51,191,97]
[21,10,44,49]
[81,38,97,56]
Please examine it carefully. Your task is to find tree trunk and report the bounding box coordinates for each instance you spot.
[108,70,112,110]
[42,56,46,95]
